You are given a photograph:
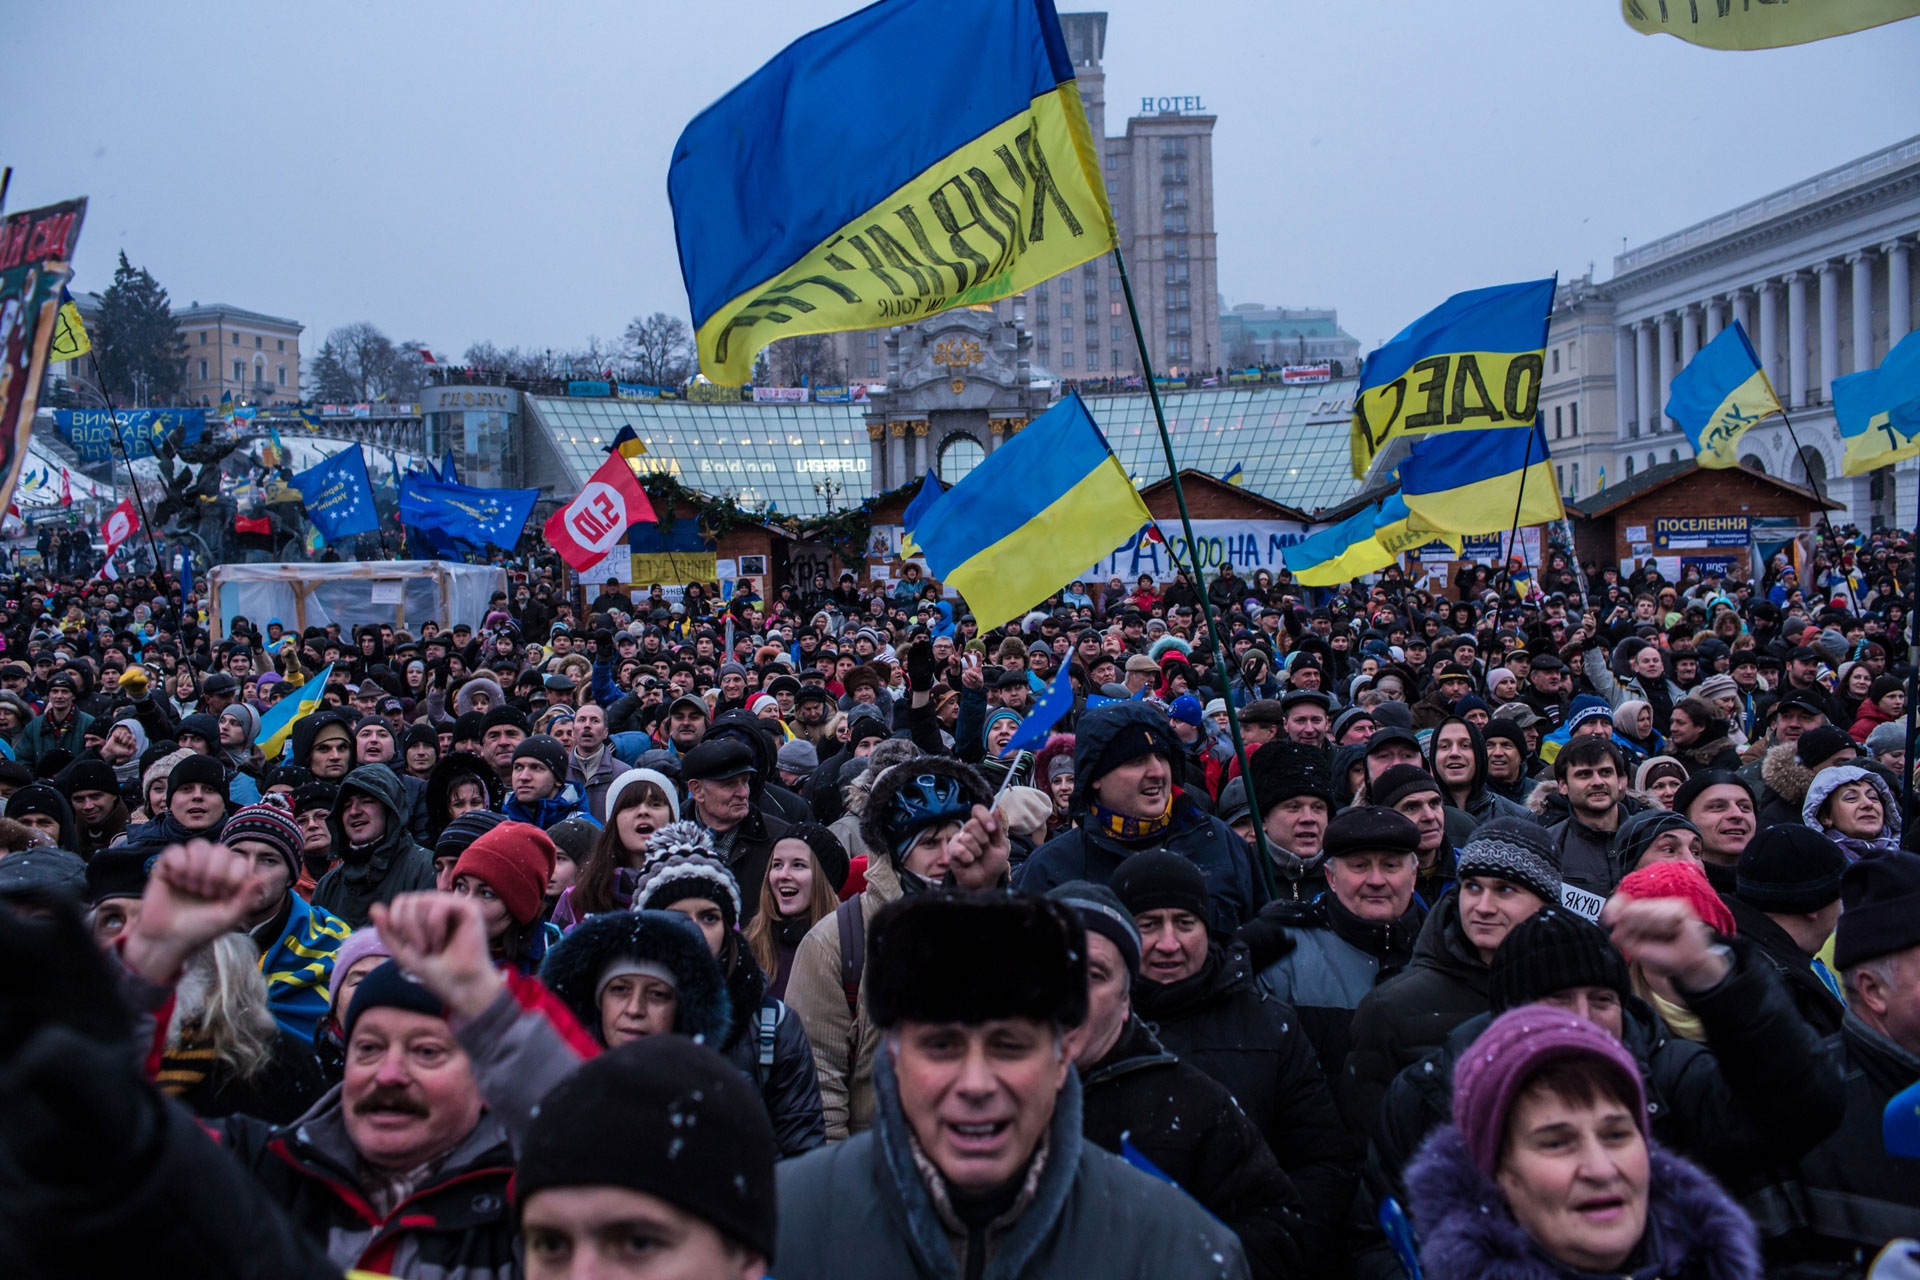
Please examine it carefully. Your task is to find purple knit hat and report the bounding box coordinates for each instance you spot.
[1452,1004,1647,1176]
[327,928,394,1007]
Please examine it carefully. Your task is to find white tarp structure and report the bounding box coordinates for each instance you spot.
[208,561,506,637]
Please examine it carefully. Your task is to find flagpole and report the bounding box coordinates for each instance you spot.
[1773,407,1839,549]
[84,346,169,591]
[1905,466,1918,828]
[1502,419,1537,595]
[1113,245,1278,899]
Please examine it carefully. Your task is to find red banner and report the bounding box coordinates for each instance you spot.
[542,453,659,571]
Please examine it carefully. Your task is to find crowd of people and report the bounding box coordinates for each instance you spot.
[1,527,1918,1279]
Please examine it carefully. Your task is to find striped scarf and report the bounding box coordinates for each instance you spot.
[1088,799,1173,844]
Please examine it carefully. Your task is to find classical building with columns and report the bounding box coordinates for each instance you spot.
[1544,134,1920,529]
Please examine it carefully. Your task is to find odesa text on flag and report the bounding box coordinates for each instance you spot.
[1283,492,1457,587]
[999,660,1074,758]
[291,443,380,541]
[258,664,336,761]
[399,472,540,552]
[1399,418,1564,535]
[1349,277,1556,478]
[668,0,1116,385]
[545,451,660,572]
[1834,329,1920,476]
[1620,0,1920,49]
[910,391,1150,632]
[899,470,945,557]
[1664,321,1780,469]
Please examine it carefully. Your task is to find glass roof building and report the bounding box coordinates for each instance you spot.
[522,378,1361,520]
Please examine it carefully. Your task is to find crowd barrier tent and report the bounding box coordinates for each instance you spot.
[207,562,508,638]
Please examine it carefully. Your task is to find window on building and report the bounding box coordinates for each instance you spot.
[1164,212,1188,233]
[1165,262,1189,285]
[277,365,286,387]
[1551,349,1560,373]
[1570,403,1579,436]
[1554,405,1563,439]
[1105,153,1119,169]
[1110,302,1123,317]
[1625,455,1636,477]
[867,358,879,375]
[1160,137,1187,158]
[1670,448,1680,464]
[277,339,285,352]
[1062,351,1075,368]
[1087,351,1100,370]
[1161,160,1186,184]
[1110,276,1122,292]
[1035,281,1048,297]
[1163,187,1188,210]
[1572,462,1580,495]
[1062,327,1073,343]
[1170,238,1189,259]
[1568,343,1577,369]
[1168,288,1190,310]
[866,332,879,348]
[1111,325,1124,341]
[254,335,263,349]
[198,359,208,380]
[233,332,241,345]
[1112,351,1122,370]
[1557,464,1565,493]
[1061,302,1073,319]
[233,359,243,381]
[1105,179,1117,197]
[1648,452,1657,471]
[200,331,208,345]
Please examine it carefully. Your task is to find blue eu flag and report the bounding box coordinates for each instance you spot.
[399,473,539,552]
[291,444,380,541]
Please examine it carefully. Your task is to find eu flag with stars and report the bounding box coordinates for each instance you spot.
[291,443,379,541]
[399,473,539,552]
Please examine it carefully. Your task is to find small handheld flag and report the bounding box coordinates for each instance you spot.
[257,663,336,760]
[669,0,1117,384]
[998,661,1074,759]
[910,392,1151,632]
[545,453,659,571]
[605,425,647,464]
[1665,321,1779,469]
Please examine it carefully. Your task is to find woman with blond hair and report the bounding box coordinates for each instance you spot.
[157,934,326,1124]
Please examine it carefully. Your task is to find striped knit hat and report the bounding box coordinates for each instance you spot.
[632,820,743,931]
[1455,816,1562,905]
[219,798,303,876]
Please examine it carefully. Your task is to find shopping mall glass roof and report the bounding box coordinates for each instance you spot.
[1085,381,1360,515]
[526,379,1361,520]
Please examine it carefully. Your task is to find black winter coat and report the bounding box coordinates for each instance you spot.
[1724,893,1846,1038]
[720,948,826,1158]
[1081,1017,1305,1280]
[1747,1012,1920,1274]
[1132,940,1354,1273]
[1339,889,1489,1135]
[1370,941,1845,1196]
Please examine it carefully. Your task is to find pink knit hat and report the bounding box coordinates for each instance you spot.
[327,928,393,1007]
[1451,1005,1647,1176]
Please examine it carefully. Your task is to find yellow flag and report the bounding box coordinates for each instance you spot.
[1621,0,1920,49]
[50,299,90,362]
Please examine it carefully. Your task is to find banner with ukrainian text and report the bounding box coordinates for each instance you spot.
[0,200,87,527]
[1621,0,1920,49]
[669,0,1117,385]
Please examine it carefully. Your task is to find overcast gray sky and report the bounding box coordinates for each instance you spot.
[6,1,1917,363]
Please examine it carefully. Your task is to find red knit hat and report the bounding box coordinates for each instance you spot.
[1614,859,1737,938]
[451,821,556,926]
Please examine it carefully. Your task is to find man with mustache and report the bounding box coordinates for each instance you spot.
[114,842,593,1278]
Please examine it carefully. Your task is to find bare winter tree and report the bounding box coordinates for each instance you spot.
[308,323,406,401]
[764,333,836,388]
[622,312,695,388]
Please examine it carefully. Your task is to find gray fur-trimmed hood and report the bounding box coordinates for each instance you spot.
[538,909,732,1049]
[1760,739,1815,810]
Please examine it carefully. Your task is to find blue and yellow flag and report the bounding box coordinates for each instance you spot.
[1834,330,1920,476]
[258,663,335,760]
[1221,463,1245,486]
[1400,419,1564,535]
[1350,277,1556,478]
[297,407,324,432]
[218,390,234,422]
[669,0,1116,385]
[1285,492,1457,587]
[1621,0,1920,49]
[900,469,945,557]
[605,425,647,465]
[50,289,90,362]
[912,392,1149,630]
[1665,321,1779,468]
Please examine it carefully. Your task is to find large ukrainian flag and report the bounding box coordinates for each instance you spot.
[1665,321,1780,469]
[669,0,1117,385]
[911,392,1149,630]
[1285,492,1458,587]
[1350,278,1556,478]
[1400,419,1564,535]
[1835,330,1920,476]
